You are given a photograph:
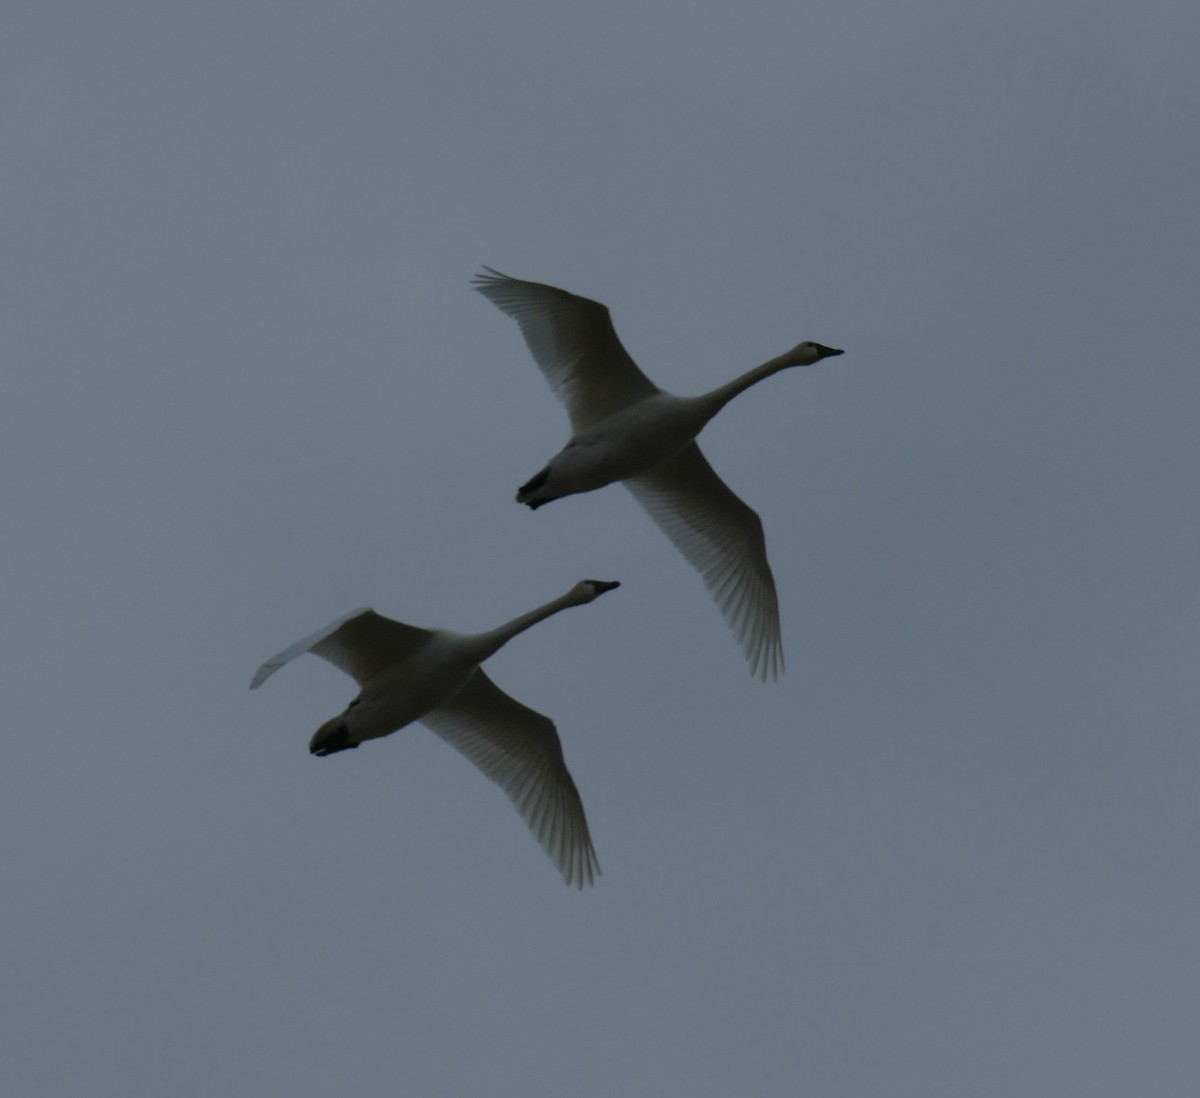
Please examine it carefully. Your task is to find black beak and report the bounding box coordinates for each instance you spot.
[814,344,844,360]
[587,580,621,595]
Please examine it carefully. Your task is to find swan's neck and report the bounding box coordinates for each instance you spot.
[697,353,797,419]
[469,593,579,663]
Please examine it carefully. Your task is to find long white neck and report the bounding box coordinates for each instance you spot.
[468,590,583,663]
[695,352,797,420]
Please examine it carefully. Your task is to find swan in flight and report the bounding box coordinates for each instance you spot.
[250,579,620,888]
[473,268,844,681]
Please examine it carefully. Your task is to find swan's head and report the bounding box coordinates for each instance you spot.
[309,715,359,757]
[568,579,621,604]
[788,341,844,367]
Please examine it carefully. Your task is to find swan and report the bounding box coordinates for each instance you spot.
[472,267,844,681]
[250,579,620,888]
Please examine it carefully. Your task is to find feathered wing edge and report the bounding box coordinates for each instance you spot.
[421,668,600,888]
[251,609,432,689]
[472,267,659,431]
[625,444,783,681]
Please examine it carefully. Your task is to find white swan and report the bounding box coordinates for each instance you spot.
[250,579,620,888]
[473,268,844,681]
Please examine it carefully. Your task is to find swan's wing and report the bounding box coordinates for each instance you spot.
[251,609,432,689]
[472,267,660,432]
[625,443,783,681]
[421,668,600,888]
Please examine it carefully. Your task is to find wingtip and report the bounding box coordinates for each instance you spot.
[472,265,509,289]
[750,653,784,683]
[564,854,601,889]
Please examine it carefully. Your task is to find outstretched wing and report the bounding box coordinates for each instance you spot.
[473,267,660,432]
[625,443,783,681]
[251,609,433,689]
[421,668,600,888]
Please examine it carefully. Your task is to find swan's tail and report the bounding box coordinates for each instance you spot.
[309,717,359,757]
[516,465,553,508]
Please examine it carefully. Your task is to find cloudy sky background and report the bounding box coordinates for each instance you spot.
[5,1,1199,1094]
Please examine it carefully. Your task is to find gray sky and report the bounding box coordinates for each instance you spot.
[4,1,1199,1094]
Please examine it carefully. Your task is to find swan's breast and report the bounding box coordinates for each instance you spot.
[351,635,478,742]
[565,394,703,480]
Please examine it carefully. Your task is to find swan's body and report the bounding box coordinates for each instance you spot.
[251,579,620,888]
[522,392,709,499]
[473,267,844,680]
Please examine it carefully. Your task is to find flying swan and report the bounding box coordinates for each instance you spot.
[473,268,844,681]
[250,579,620,887]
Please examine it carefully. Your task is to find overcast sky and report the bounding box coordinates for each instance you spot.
[4,1,1199,1095]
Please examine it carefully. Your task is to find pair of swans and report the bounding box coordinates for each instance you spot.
[253,269,844,886]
